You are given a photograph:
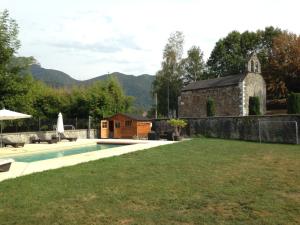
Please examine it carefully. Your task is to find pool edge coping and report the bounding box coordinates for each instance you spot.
[0,139,174,182]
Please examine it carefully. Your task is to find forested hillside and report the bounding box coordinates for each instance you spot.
[30,65,154,108]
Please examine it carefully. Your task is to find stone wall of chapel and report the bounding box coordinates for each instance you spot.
[178,85,242,118]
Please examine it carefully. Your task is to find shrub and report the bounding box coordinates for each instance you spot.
[249,96,261,115]
[206,98,215,117]
[167,119,187,137]
[287,92,300,114]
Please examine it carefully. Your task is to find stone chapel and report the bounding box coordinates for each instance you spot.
[178,53,266,117]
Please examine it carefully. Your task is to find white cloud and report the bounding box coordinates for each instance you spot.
[0,0,300,79]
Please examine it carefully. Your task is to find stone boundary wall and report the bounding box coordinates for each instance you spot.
[152,115,300,144]
[2,129,98,144]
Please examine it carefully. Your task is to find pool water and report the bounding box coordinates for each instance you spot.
[11,144,123,163]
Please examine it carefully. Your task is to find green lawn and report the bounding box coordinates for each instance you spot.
[0,138,299,225]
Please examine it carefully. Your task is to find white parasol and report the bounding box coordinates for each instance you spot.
[56,112,64,141]
[0,108,32,147]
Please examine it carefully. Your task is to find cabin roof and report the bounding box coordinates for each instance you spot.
[182,73,246,91]
[106,113,151,121]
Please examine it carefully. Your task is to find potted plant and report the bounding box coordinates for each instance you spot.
[167,119,187,141]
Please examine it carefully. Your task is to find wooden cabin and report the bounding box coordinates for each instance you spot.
[100,113,152,139]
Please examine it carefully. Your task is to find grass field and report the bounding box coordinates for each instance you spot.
[0,138,299,225]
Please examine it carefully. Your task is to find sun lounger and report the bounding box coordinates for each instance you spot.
[60,133,77,142]
[0,158,14,172]
[2,137,25,148]
[31,134,58,144]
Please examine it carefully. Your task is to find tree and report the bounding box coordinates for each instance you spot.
[0,10,36,113]
[267,32,300,93]
[181,46,205,85]
[167,118,187,138]
[207,27,282,78]
[153,31,184,117]
[0,9,20,70]
[0,10,135,123]
[74,78,134,120]
[8,56,36,74]
[207,31,244,77]
[206,27,287,99]
[66,85,91,119]
[163,31,184,62]
[31,78,134,121]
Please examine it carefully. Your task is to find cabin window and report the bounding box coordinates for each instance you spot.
[125,120,132,127]
[115,121,120,128]
[102,121,108,128]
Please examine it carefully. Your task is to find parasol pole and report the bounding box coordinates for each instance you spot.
[1,121,3,148]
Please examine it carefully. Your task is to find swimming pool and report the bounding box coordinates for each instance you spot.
[10,144,124,163]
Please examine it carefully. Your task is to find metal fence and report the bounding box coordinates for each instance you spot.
[258,120,299,144]
[1,117,99,133]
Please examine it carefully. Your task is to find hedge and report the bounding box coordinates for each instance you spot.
[249,96,261,115]
[206,98,215,117]
[287,92,300,114]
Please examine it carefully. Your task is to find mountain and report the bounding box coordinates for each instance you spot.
[83,72,154,108]
[29,64,155,108]
[30,64,80,87]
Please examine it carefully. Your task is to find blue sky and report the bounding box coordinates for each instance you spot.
[0,0,299,80]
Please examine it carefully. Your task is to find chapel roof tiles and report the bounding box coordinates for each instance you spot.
[182,73,246,91]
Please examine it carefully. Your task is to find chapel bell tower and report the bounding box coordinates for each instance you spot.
[246,52,261,74]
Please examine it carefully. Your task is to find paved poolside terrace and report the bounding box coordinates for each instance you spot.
[0,139,174,182]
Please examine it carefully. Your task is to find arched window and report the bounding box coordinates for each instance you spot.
[255,62,259,73]
[250,60,254,72]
